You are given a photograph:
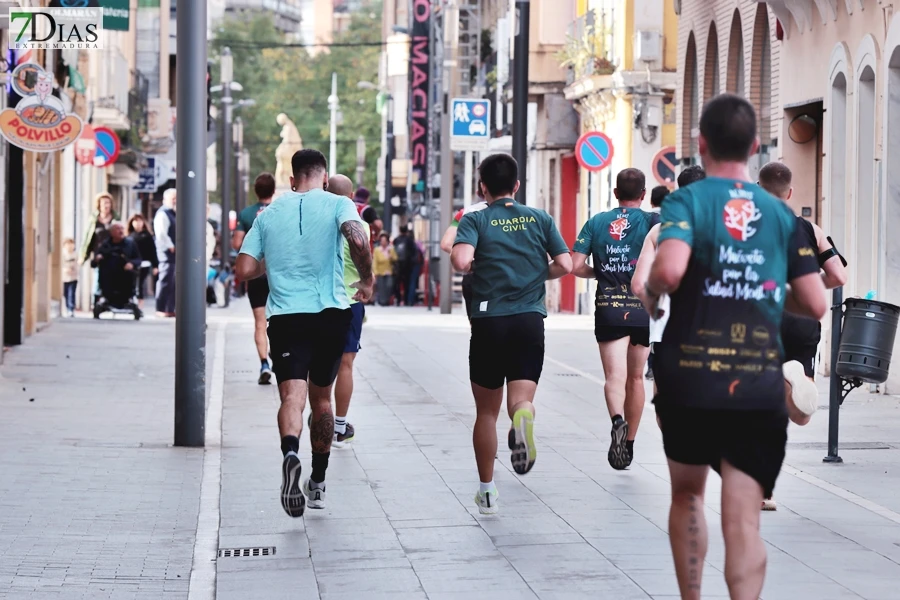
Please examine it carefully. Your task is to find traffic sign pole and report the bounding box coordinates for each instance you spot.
[439,3,460,315]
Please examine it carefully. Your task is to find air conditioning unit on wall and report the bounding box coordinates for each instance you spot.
[636,31,662,64]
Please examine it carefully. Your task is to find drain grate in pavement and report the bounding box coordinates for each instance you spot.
[787,442,892,450]
[218,547,276,558]
[556,373,580,377]
[227,370,254,375]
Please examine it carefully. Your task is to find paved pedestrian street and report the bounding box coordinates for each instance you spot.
[3,302,900,599]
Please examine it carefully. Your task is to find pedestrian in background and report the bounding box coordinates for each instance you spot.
[79,192,118,306]
[154,189,177,317]
[373,232,396,306]
[62,238,78,318]
[650,185,669,213]
[392,225,416,306]
[127,214,158,309]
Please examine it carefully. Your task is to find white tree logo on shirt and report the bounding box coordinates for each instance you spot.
[608,216,631,241]
[723,199,762,241]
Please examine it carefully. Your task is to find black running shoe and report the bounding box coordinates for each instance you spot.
[608,417,631,470]
[280,453,306,518]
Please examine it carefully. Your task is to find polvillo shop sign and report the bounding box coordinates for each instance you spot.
[0,63,83,152]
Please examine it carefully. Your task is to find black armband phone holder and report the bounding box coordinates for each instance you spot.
[819,236,848,268]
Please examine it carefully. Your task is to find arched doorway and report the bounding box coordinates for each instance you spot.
[886,47,900,319]
[727,10,745,96]
[682,32,699,164]
[829,72,848,260]
[751,5,772,146]
[856,65,877,297]
[704,22,720,104]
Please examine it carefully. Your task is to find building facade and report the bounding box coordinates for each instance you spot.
[565,0,679,313]
[1,0,167,359]
[678,0,900,393]
[676,0,780,174]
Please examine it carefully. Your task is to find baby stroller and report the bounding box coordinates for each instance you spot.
[92,240,143,320]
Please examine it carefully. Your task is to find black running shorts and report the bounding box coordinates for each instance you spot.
[595,322,651,347]
[267,308,352,386]
[247,276,270,310]
[654,401,788,498]
[462,274,474,320]
[781,311,821,378]
[469,312,545,390]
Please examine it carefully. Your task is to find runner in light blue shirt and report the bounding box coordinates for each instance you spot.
[234,148,374,519]
[239,188,363,317]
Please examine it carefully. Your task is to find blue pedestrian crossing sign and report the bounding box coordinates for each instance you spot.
[450,98,491,151]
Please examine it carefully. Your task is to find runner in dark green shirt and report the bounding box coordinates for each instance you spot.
[451,153,572,516]
[572,167,658,471]
[231,173,275,384]
[637,94,827,599]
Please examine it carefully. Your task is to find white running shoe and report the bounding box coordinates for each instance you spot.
[762,497,777,511]
[784,360,818,417]
[474,489,499,515]
[303,478,326,509]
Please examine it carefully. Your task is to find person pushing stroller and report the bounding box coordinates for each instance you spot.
[91,222,143,320]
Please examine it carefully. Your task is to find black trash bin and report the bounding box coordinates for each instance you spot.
[835,298,900,384]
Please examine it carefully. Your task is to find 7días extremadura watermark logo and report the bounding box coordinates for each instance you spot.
[8,8,104,51]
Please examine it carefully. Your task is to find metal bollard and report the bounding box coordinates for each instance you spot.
[823,286,843,463]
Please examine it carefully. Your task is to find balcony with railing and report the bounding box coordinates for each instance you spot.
[93,48,131,130]
[561,10,617,90]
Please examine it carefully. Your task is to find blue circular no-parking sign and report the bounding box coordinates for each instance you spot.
[93,127,121,168]
[575,131,615,172]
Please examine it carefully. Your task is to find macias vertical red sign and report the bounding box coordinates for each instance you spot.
[409,0,430,193]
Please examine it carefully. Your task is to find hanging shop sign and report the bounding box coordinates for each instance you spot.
[408,0,431,196]
[0,64,83,152]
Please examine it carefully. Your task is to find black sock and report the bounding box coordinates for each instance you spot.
[626,440,634,454]
[311,452,330,483]
[280,435,300,457]
[612,414,624,425]
[261,358,269,367]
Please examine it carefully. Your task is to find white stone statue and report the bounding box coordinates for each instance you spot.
[275,113,303,189]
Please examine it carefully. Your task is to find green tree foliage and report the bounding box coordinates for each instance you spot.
[211,3,383,205]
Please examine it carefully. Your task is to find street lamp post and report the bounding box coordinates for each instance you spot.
[383,94,394,235]
[328,72,339,175]
[234,116,244,212]
[356,135,366,187]
[220,47,233,307]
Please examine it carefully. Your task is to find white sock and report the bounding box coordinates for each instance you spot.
[334,416,347,435]
[479,481,495,494]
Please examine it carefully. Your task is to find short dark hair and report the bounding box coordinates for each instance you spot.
[254,172,276,200]
[650,186,670,208]
[354,186,370,202]
[677,165,706,188]
[291,149,327,180]
[478,154,518,198]
[699,93,757,161]
[758,161,792,199]
[615,168,646,201]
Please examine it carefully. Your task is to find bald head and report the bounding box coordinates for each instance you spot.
[328,174,354,199]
